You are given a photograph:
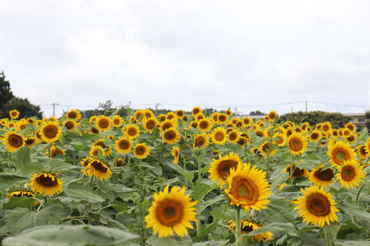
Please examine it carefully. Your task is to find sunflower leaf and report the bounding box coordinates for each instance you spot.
[14,147,31,168]
[196,194,225,215]
[339,202,370,220]
[3,196,38,209]
[191,183,213,202]
[0,173,29,191]
[259,198,296,226]
[166,162,194,183]
[193,222,220,242]
[241,222,298,237]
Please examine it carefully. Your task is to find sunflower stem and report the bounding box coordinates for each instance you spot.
[48,144,51,158]
[89,175,94,187]
[196,220,201,235]
[290,155,294,185]
[325,231,331,246]
[183,156,188,187]
[197,157,201,184]
[235,206,242,246]
[355,183,365,202]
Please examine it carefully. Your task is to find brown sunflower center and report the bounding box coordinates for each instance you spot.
[217,160,238,179]
[113,119,120,125]
[333,149,349,164]
[315,168,334,181]
[135,146,145,154]
[241,225,253,233]
[65,121,74,129]
[68,112,77,119]
[237,138,246,146]
[341,166,355,181]
[128,128,137,136]
[311,133,319,140]
[289,137,303,151]
[219,115,226,122]
[9,134,23,147]
[146,120,155,129]
[200,121,209,129]
[275,136,284,144]
[323,125,329,131]
[255,131,264,137]
[116,159,124,167]
[347,135,355,142]
[90,127,99,134]
[177,111,184,117]
[91,161,108,173]
[36,174,58,187]
[156,199,184,226]
[161,123,172,131]
[25,138,35,146]
[360,146,367,156]
[193,109,200,115]
[215,132,224,141]
[194,136,206,147]
[229,132,237,141]
[11,112,18,117]
[306,193,331,216]
[43,125,58,138]
[164,130,176,140]
[119,140,130,149]
[98,119,109,129]
[232,178,259,205]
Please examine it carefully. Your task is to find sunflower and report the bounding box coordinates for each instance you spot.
[192,106,203,116]
[189,121,198,129]
[267,110,278,121]
[226,109,232,116]
[15,122,27,132]
[357,145,369,160]
[195,113,205,121]
[134,109,144,121]
[225,163,271,212]
[28,172,64,196]
[2,131,26,152]
[175,110,185,119]
[294,185,339,228]
[89,145,105,157]
[144,118,159,133]
[345,122,356,132]
[158,114,167,122]
[321,122,332,133]
[282,123,291,130]
[7,121,16,128]
[342,129,351,137]
[309,131,321,143]
[198,118,213,132]
[228,130,241,144]
[254,129,265,138]
[336,159,366,190]
[287,132,308,156]
[211,127,227,145]
[327,140,356,166]
[9,110,20,119]
[0,118,8,127]
[134,143,150,159]
[160,119,178,132]
[228,219,273,242]
[7,189,39,206]
[92,139,112,156]
[301,122,310,132]
[235,120,244,128]
[112,115,124,128]
[309,165,334,187]
[209,152,242,187]
[39,121,62,143]
[51,147,65,159]
[145,185,197,238]
[25,137,37,149]
[162,127,181,145]
[87,159,112,180]
[332,130,339,138]
[237,137,248,148]
[346,134,356,143]
[284,164,309,179]
[273,132,286,146]
[166,112,177,121]
[211,112,219,123]
[144,109,155,119]
[66,109,81,121]
[315,123,322,131]
[125,124,140,139]
[90,126,99,134]
[259,141,277,157]
[217,113,229,124]
[171,146,180,164]
[114,158,125,167]
[243,117,253,127]
[193,133,210,149]
[63,119,78,132]
[95,115,112,132]
[89,116,97,124]
[80,157,92,175]
[115,137,132,154]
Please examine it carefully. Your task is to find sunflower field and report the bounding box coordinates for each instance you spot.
[0,107,370,246]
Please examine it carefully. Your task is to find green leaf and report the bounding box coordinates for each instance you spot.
[242,222,298,237]
[153,234,192,246]
[3,196,38,209]
[260,198,296,225]
[166,162,194,183]
[139,162,163,176]
[110,109,120,116]
[59,135,65,145]
[334,242,370,246]
[300,154,321,170]
[153,126,160,139]
[359,127,368,139]
[0,173,29,191]
[50,159,81,172]
[64,182,104,202]
[20,162,44,175]
[193,222,220,242]
[339,202,370,219]
[5,207,34,235]
[2,225,139,246]
[322,222,339,240]
[197,195,225,215]
[14,147,31,168]
[191,183,213,202]
[193,240,230,246]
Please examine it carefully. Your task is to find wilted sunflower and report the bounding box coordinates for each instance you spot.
[259,141,277,157]
[327,140,356,166]
[63,119,78,132]
[171,146,180,164]
[175,110,185,119]
[89,145,105,157]
[80,157,92,175]
[209,152,242,187]
[115,137,132,154]
[112,115,124,128]
[134,143,150,159]
[228,219,273,242]
[345,122,356,132]
[28,172,64,196]
[284,164,309,179]
[144,117,159,133]
[2,131,25,152]
[309,131,321,143]
[273,132,286,146]
[211,127,227,145]
[267,110,278,121]
[162,127,181,145]
[39,121,62,143]
[193,133,210,149]
[145,185,197,238]
[287,132,308,156]
[243,117,253,127]
[198,118,213,132]
[357,145,369,160]
[217,113,229,124]
[66,109,81,121]
[228,130,241,144]
[87,159,112,180]
[25,137,37,149]
[125,124,140,139]
[160,119,178,132]
[294,185,339,228]
[95,115,112,132]
[9,109,20,119]
[336,159,366,190]
[192,106,202,116]
[309,165,334,187]
[225,163,271,212]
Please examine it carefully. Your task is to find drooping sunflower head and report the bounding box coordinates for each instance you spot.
[40,122,62,143]
[115,137,132,154]
[63,119,79,132]
[225,163,271,212]
[198,118,213,132]
[25,137,37,149]
[51,147,65,159]
[162,127,181,145]
[87,159,112,181]
[171,146,180,164]
[134,143,150,159]
[217,113,229,124]
[211,127,227,145]
[28,172,64,196]
[112,115,124,128]
[209,152,242,187]
[90,126,99,135]
[66,109,81,121]
[228,219,273,242]
[9,110,20,119]
[336,159,366,190]
[268,110,278,121]
[2,131,26,152]
[114,158,125,167]
[193,133,210,149]
[287,132,308,156]
[327,140,356,166]
[284,164,309,179]
[80,157,92,175]
[308,165,334,187]
[144,117,159,133]
[125,124,140,139]
[294,185,339,228]
[192,106,203,116]
[145,185,197,238]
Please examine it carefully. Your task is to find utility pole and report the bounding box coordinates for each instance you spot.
[51,103,59,117]
[306,101,307,112]
[155,103,160,116]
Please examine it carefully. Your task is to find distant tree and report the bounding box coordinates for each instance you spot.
[365,111,370,130]
[249,110,265,115]
[1,96,43,119]
[0,71,14,111]
[278,111,352,129]
[98,100,114,111]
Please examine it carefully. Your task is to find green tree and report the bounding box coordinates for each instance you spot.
[365,111,370,130]
[1,96,43,119]
[278,111,352,129]
[249,110,265,115]
[0,71,14,111]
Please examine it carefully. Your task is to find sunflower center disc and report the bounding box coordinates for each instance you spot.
[156,199,184,226]
[92,162,108,173]
[232,179,259,205]
[44,125,58,138]
[9,135,23,147]
[342,166,355,181]
[229,133,237,140]
[316,168,334,181]
[289,137,303,151]
[306,193,330,216]
[36,175,58,187]
[216,133,223,140]
[241,225,253,233]
[195,137,205,147]
[334,150,347,162]
[217,160,238,179]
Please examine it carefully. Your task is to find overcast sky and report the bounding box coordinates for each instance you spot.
[1,0,370,118]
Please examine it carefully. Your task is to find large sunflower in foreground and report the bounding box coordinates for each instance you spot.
[115,137,132,154]
[308,165,334,187]
[211,127,227,145]
[209,152,242,187]
[96,115,112,132]
[134,143,150,159]
[162,127,181,145]
[294,185,339,228]
[39,122,62,143]
[66,109,81,121]
[171,146,180,164]
[228,219,273,242]
[87,159,112,180]
[225,163,271,212]
[287,132,308,156]
[145,185,197,238]
[2,131,25,152]
[28,172,64,196]
[336,159,366,190]
[327,140,356,166]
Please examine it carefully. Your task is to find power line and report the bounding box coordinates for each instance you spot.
[307,101,368,108]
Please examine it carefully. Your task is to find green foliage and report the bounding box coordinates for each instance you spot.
[0,71,13,111]
[249,110,265,115]
[1,96,43,119]
[278,110,353,129]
